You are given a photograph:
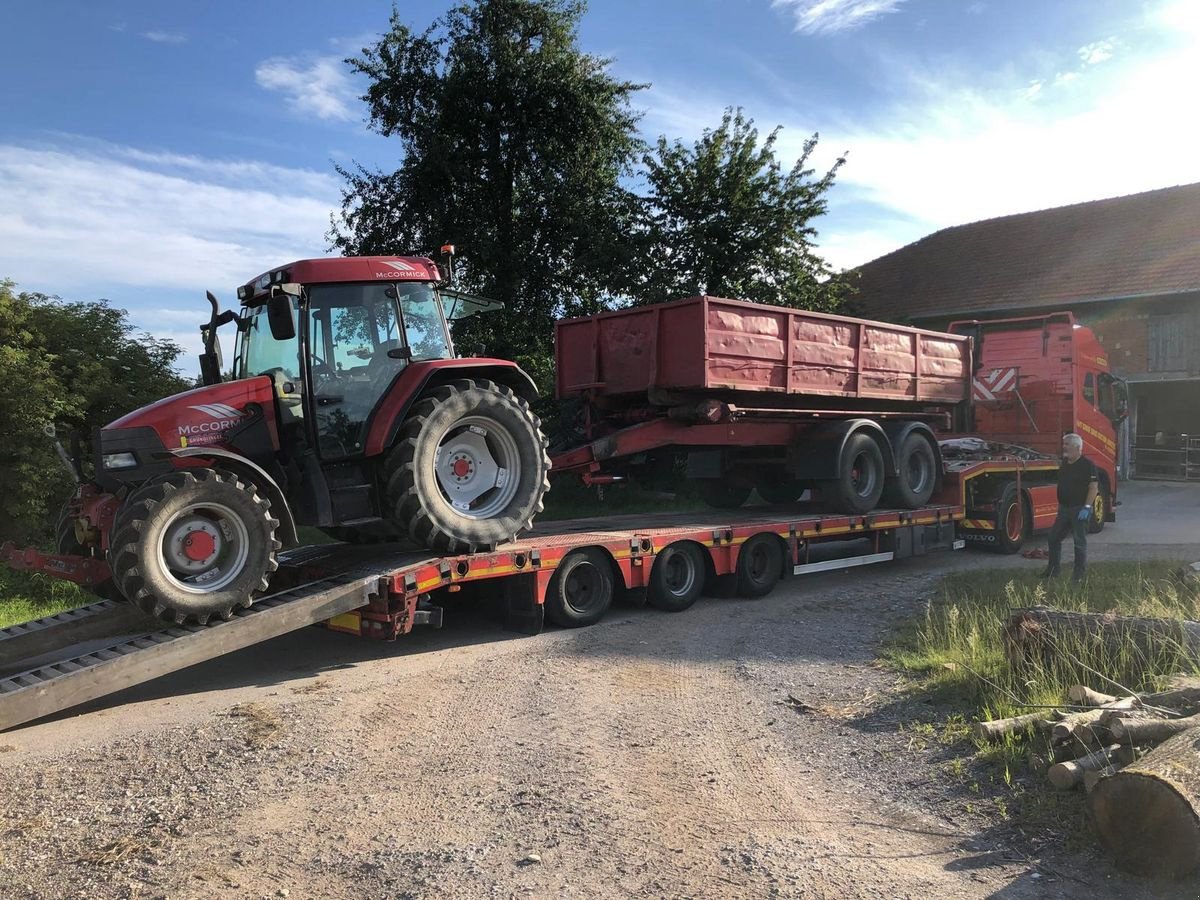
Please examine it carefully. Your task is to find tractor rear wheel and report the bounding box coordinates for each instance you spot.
[108,468,280,624]
[384,379,550,554]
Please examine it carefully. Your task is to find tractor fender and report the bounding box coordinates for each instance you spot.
[172,447,298,548]
[787,419,895,481]
[880,420,944,488]
[366,360,539,458]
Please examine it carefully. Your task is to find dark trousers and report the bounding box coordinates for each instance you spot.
[1046,505,1087,579]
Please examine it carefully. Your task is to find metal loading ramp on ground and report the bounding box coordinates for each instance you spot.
[0,550,434,733]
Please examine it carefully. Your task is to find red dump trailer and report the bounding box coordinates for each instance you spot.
[553,296,972,515]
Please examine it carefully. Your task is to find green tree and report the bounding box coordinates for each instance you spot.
[625,107,853,311]
[0,281,189,544]
[333,0,645,390]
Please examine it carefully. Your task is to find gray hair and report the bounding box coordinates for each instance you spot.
[1063,433,1083,450]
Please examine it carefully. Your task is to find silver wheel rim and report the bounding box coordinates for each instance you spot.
[434,415,522,519]
[158,501,250,594]
[851,452,879,498]
[661,547,698,597]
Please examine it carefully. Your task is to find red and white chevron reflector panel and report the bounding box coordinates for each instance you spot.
[972,367,1019,401]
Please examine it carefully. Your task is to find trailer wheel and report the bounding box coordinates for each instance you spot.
[385,379,549,554]
[108,468,281,623]
[698,480,752,510]
[881,433,937,509]
[544,548,614,628]
[736,534,785,598]
[822,433,885,514]
[991,482,1027,554]
[648,542,707,612]
[1088,484,1108,534]
[756,478,806,505]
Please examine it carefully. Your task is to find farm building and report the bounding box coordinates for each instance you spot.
[853,183,1200,480]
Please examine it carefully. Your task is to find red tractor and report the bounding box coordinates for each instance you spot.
[54,253,550,624]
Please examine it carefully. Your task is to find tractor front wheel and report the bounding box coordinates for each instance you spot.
[385,379,551,554]
[108,468,280,623]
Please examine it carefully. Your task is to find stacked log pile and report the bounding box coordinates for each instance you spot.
[984,604,1200,878]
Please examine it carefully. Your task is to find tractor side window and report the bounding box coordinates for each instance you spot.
[242,303,301,380]
[1083,372,1096,408]
[397,283,452,360]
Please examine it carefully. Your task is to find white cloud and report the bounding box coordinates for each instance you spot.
[0,140,341,294]
[141,30,187,44]
[255,56,359,122]
[1078,39,1116,66]
[772,0,909,35]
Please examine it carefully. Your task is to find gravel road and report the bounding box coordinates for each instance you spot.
[1,482,1197,899]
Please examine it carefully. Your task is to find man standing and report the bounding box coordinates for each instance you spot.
[1041,433,1098,583]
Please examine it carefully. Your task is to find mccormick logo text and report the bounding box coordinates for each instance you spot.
[178,403,244,446]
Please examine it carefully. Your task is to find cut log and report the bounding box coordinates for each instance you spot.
[1141,685,1200,713]
[1051,697,1138,744]
[1110,712,1200,745]
[1090,727,1200,878]
[971,712,1048,742]
[1004,606,1200,669]
[1047,744,1124,790]
[1084,766,1117,794]
[1068,685,1118,706]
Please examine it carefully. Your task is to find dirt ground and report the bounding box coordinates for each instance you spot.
[1,482,1198,899]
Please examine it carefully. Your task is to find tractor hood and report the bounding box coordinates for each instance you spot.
[105,377,278,453]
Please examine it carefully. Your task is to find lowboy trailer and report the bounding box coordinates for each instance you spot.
[0,503,964,732]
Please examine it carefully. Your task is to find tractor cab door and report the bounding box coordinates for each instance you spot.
[305,281,452,459]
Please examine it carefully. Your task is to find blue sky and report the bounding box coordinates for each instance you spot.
[2,0,1197,373]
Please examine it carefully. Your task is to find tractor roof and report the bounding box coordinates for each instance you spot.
[239,256,441,303]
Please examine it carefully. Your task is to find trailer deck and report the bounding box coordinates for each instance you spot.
[0,504,964,732]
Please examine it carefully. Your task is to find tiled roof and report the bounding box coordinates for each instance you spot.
[853,182,1200,322]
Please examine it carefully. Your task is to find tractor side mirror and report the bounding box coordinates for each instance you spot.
[267,284,298,341]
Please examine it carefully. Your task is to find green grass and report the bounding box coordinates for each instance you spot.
[882,560,1198,831]
[0,568,88,629]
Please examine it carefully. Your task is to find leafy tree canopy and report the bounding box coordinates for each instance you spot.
[333,0,646,390]
[624,107,854,311]
[0,281,188,543]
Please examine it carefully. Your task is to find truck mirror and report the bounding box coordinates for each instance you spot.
[267,287,297,341]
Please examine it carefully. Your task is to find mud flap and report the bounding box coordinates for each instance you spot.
[502,572,545,635]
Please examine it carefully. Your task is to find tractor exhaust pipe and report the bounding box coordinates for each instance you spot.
[44,423,81,483]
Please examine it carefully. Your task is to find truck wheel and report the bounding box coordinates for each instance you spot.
[544,548,613,627]
[736,534,785,598]
[756,478,806,505]
[881,433,937,509]
[991,482,1027,554]
[56,500,120,601]
[698,480,752,509]
[385,379,550,554]
[648,542,706,612]
[108,469,281,623]
[1088,485,1108,534]
[821,433,885,514]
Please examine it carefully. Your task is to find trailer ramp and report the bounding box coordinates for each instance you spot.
[0,551,427,732]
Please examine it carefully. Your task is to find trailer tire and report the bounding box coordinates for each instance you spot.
[648,542,707,612]
[736,534,785,598]
[821,433,885,514]
[991,482,1027,554]
[385,379,550,554]
[108,468,281,624]
[881,433,937,509]
[698,480,752,510]
[544,548,614,628]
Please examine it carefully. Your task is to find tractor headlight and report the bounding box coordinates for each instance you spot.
[102,452,138,470]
